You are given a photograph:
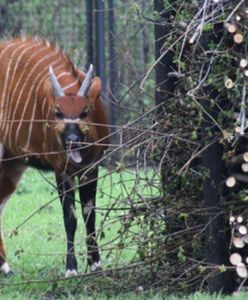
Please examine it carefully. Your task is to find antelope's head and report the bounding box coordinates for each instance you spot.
[49,64,99,165]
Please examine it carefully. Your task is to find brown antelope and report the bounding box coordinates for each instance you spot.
[0,37,109,276]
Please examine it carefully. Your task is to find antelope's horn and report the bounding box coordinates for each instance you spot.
[77,64,94,97]
[49,66,65,97]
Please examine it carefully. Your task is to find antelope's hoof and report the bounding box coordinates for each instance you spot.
[90,261,102,272]
[65,269,78,277]
[1,262,14,277]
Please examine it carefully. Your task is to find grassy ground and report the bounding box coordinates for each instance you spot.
[0,167,248,299]
[0,167,161,299]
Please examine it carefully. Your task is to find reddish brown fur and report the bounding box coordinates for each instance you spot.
[0,37,109,273]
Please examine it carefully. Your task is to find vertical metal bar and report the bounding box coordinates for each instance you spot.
[86,0,94,67]
[108,0,116,130]
[95,0,106,101]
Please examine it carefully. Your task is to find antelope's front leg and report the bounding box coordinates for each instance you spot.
[79,168,101,272]
[56,173,77,277]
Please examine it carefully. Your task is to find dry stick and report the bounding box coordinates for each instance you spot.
[140,34,185,91]
[225,0,246,23]
[178,139,217,176]
[0,260,148,286]
[237,276,248,293]
[13,104,164,231]
[186,38,225,134]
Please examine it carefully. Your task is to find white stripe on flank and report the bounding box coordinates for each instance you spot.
[0,41,23,132]
[41,102,52,156]
[5,42,47,144]
[15,59,61,149]
[1,42,34,137]
[23,69,57,150]
[9,53,60,149]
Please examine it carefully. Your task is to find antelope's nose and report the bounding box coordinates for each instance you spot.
[65,133,81,145]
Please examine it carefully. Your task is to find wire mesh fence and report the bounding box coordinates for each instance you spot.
[0,0,248,297]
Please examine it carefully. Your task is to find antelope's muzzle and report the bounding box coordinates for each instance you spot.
[64,129,85,164]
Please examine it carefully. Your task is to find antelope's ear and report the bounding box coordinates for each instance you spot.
[87,77,102,103]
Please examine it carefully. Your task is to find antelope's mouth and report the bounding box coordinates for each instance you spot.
[67,144,82,164]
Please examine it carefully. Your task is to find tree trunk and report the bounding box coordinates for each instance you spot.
[200,22,235,293]
[154,0,176,190]
[154,0,176,106]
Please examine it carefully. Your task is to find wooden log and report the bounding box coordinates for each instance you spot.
[224,78,234,89]
[225,23,237,33]
[233,237,245,248]
[241,163,248,173]
[233,173,248,184]
[243,234,248,243]
[240,58,248,68]
[229,216,236,224]
[226,176,236,188]
[238,225,247,235]
[244,69,248,77]
[230,253,242,266]
[237,216,244,223]
[230,152,248,166]
[234,33,244,44]
[236,263,248,278]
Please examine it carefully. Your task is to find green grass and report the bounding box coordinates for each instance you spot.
[1,168,248,299]
[0,167,161,299]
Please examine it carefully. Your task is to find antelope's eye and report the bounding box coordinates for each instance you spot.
[79,111,88,119]
[55,111,64,119]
